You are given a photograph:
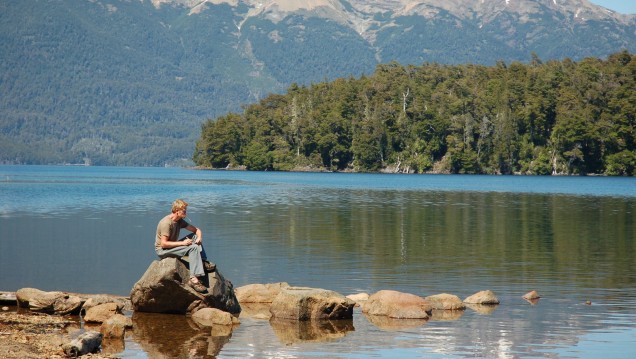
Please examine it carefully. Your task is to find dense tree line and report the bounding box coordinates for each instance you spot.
[195,51,636,175]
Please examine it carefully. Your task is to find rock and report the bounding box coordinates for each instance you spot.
[84,302,123,323]
[522,290,541,300]
[424,293,466,310]
[62,330,102,357]
[235,282,290,303]
[464,290,500,305]
[0,291,17,305]
[346,292,370,306]
[239,303,272,320]
[15,288,82,315]
[362,290,432,319]
[81,294,130,315]
[269,287,355,320]
[100,313,132,338]
[130,258,241,315]
[191,307,240,327]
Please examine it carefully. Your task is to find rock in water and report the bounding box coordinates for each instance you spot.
[130,258,240,314]
[269,287,355,320]
[362,290,432,319]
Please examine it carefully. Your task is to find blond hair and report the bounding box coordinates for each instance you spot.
[171,199,189,213]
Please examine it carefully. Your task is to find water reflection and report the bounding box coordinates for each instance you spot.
[131,312,230,358]
[465,303,499,315]
[2,167,636,358]
[363,314,428,331]
[270,318,355,344]
[429,309,465,321]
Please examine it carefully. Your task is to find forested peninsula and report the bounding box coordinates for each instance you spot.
[195,51,635,175]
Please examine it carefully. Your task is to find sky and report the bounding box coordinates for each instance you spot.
[589,0,636,14]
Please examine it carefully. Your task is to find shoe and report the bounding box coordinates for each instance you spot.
[188,279,207,293]
[203,260,216,273]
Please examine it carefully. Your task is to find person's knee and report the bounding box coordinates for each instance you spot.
[187,244,201,255]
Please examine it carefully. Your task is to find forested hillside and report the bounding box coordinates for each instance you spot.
[1,0,634,166]
[195,51,636,175]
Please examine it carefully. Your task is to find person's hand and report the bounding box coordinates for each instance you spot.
[194,236,202,245]
[183,238,193,246]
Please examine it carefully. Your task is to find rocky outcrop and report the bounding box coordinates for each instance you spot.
[235,282,290,303]
[130,258,241,315]
[15,288,82,315]
[362,290,432,319]
[269,287,355,320]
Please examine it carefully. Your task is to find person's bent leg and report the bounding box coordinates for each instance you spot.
[156,244,205,277]
[156,246,191,259]
[198,245,216,272]
[186,244,205,278]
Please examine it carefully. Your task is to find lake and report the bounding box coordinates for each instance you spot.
[1,165,635,358]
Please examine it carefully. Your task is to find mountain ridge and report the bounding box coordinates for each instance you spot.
[0,0,634,165]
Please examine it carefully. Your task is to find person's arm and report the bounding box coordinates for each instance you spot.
[159,234,192,249]
[185,224,202,244]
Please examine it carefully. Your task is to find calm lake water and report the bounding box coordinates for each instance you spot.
[1,165,635,358]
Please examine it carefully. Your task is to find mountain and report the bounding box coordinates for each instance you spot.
[1,0,634,166]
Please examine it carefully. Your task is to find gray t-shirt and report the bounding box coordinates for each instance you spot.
[155,214,188,250]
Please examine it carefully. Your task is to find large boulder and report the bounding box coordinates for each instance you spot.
[235,282,290,303]
[362,290,432,319]
[269,287,355,321]
[15,288,83,315]
[130,258,240,315]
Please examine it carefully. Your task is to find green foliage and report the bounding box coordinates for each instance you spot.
[195,51,636,176]
[2,1,634,166]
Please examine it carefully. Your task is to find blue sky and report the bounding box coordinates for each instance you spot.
[590,1,636,14]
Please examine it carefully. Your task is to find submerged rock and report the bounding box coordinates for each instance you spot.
[522,290,541,300]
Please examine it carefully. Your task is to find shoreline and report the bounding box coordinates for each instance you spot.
[1,290,127,359]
